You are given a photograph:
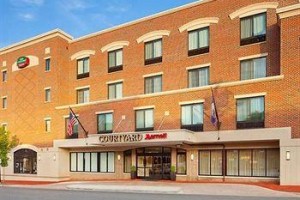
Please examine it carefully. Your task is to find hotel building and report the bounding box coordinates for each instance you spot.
[0,0,300,185]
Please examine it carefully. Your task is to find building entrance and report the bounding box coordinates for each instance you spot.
[136,147,171,180]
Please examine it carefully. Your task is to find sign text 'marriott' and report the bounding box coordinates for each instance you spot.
[99,133,168,143]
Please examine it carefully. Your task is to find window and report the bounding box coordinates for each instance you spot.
[199,150,223,176]
[241,57,266,80]
[45,119,51,132]
[108,82,123,99]
[226,149,279,177]
[177,149,186,175]
[65,118,78,139]
[2,70,7,82]
[188,67,209,88]
[45,88,51,102]
[45,58,50,71]
[135,109,154,131]
[2,97,7,109]
[108,49,123,73]
[77,57,90,79]
[70,152,115,173]
[14,149,37,174]
[97,113,113,134]
[124,150,132,173]
[188,27,209,56]
[237,96,265,129]
[77,88,89,104]
[181,104,203,131]
[1,124,7,132]
[241,13,266,45]
[145,39,162,65]
[144,75,162,94]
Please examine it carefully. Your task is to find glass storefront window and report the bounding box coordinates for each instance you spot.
[211,151,222,176]
[199,151,210,175]
[253,149,266,177]
[239,150,251,176]
[226,150,239,176]
[267,149,280,177]
[177,149,186,175]
[14,149,37,174]
[124,150,132,173]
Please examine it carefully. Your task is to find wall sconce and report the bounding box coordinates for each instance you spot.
[286,151,291,161]
[53,154,56,161]
[117,155,121,161]
[38,155,41,161]
[190,154,194,161]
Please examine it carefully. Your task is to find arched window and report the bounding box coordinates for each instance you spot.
[14,149,37,174]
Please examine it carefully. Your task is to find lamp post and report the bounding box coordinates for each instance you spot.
[0,158,2,184]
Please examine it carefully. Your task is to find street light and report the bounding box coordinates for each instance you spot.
[0,158,2,184]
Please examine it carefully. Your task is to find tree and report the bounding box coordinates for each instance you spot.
[0,127,19,167]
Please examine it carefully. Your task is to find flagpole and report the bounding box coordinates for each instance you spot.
[211,88,221,139]
[69,107,89,137]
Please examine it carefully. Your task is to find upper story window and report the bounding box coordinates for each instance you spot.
[45,58,51,72]
[2,70,7,82]
[2,97,7,109]
[144,75,162,94]
[145,39,162,65]
[241,57,266,80]
[45,119,51,133]
[135,108,154,132]
[241,13,266,46]
[237,96,265,129]
[97,113,113,134]
[188,67,209,88]
[108,49,123,73]
[108,82,123,100]
[45,88,51,102]
[188,27,209,56]
[1,124,7,132]
[77,57,90,79]
[77,88,89,104]
[181,103,204,132]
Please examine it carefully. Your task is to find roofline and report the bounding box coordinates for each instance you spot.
[71,0,214,43]
[0,29,73,54]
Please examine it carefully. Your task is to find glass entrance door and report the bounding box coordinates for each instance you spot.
[136,147,171,180]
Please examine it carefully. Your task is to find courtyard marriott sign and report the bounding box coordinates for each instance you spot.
[99,133,168,144]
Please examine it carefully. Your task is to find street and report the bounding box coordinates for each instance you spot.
[0,187,298,200]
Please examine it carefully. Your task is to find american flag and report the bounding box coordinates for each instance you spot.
[210,90,219,128]
[67,111,77,136]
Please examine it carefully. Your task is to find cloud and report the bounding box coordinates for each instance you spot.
[18,13,35,21]
[61,0,91,11]
[10,0,44,7]
[106,4,131,13]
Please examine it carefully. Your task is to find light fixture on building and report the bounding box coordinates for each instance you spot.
[117,155,121,161]
[38,155,41,161]
[286,151,291,161]
[53,154,56,161]
[191,154,194,161]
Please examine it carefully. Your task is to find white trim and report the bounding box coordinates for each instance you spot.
[179,99,205,105]
[133,105,155,110]
[143,72,163,78]
[45,47,50,54]
[2,61,7,67]
[70,50,95,61]
[1,69,7,72]
[229,2,279,19]
[179,17,219,33]
[106,79,124,85]
[72,0,213,43]
[239,9,267,18]
[1,123,8,126]
[44,117,51,120]
[234,92,267,99]
[1,96,7,99]
[137,30,170,44]
[276,3,300,13]
[44,56,51,60]
[101,41,129,53]
[186,63,210,71]
[44,87,51,90]
[95,110,114,115]
[75,85,90,90]
[56,75,283,110]
[238,53,268,61]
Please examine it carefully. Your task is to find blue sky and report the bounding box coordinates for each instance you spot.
[0,0,197,48]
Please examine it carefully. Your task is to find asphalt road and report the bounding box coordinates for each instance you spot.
[0,187,298,200]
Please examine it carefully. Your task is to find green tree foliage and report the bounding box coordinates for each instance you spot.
[0,127,19,167]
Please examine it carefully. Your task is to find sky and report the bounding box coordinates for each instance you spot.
[0,0,197,48]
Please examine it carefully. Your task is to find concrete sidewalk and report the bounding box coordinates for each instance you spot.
[4,181,300,198]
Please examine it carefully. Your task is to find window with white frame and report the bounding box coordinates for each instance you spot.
[181,103,204,131]
[108,49,123,73]
[2,97,7,109]
[45,88,51,102]
[188,27,209,56]
[108,82,123,99]
[135,109,154,131]
[145,39,162,65]
[77,88,89,104]
[188,67,209,88]
[77,57,90,79]
[241,57,266,80]
[2,70,7,82]
[45,119,51,132]
[144,75,162,94]
[45,58,51,71]
[240,13,266,45]
[97,113,113,134]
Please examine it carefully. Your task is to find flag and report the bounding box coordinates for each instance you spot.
[210,90,219,128]
[67,111,77,136]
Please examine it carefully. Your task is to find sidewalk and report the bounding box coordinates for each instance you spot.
[2,180,300,198]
